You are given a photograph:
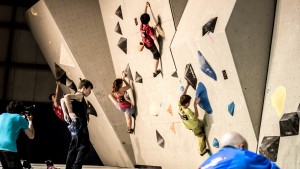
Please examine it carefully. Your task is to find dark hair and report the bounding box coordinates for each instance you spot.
[49,94,55,101]
[140,13,150,24]
[78,79,93,89]
[6,100,23,114]
[180,95,191,106]
[112,79,123,93]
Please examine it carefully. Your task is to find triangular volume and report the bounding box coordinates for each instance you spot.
[259,136,280,162]
[228,102,235,116]
[58,74,67,85]
[297,103,300,112]
[202,17,218,36]
[167,104,173,116]
[184,64,197,90]
[124,64,133,81]
[279,112,299,137]
[212,138,219,148]
[55,63,66,80]
[115,5,123,20]
[66,76,77,92]
[197,51,217,81]
[135,71,143,83]
[87,101,97,117]
[117,37,127,54]
[60,43,75,67]
[156,130,165,148]
[171,71,178,78]
[114,22,122,35]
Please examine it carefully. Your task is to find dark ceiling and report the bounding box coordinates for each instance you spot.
[0,0,51,101]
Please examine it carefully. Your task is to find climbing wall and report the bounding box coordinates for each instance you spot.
[26,0,135,167]
[258,0,300,168]
[25,0,288,168]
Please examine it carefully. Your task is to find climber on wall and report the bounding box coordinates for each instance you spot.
[109,71,135,134]
[138,2,165,78]
[178,80,210,156]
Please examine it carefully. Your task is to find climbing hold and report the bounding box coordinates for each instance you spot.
[87,101,97,117]
[279,112,299,137]
[135,71,143,83]
[115,5,123,20]
[196,82,213,114]
[202,17,218,36]
[124,64,133,81]
[228,102,235,116]
[114,22,122,35]
[271,86,286,117]
[171,71,178,78]
[259,136,280,162]
[156,130,165,148]
[212,138,219,148]
[117,37,127,54]
[55,63,66,80]
[222,70,228,80]
[167,104,173,116]
[197,51,217,81]
[184,64,197,90]
[170,123,176,134]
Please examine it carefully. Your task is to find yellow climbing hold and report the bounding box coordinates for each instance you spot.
[271,86,286,117]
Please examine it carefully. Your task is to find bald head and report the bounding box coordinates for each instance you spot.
[220,132,248,150]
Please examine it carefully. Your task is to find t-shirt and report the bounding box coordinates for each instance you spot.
[114,92,132,110]
[178,102,199,130]
[52,102,64,121]
[200,146,280,169]
[140,24,154,48]
[196,82,213,114]
[0,113,29,152]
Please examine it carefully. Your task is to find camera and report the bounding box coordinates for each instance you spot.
[21,105,35,117]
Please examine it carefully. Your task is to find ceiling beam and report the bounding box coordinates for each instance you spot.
[0,62,50,70]
[0,22,29,30]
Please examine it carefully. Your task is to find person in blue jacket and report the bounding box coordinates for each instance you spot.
[200,132,280,169]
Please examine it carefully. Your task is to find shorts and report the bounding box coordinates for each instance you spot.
[116,103,135,115]
[146,45,160,60]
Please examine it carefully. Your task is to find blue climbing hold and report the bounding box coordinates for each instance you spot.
[213,138,219,148]
[196,82,213,114]
[180,86,184,92]
[228,102,235,116]
[197,51,217,81]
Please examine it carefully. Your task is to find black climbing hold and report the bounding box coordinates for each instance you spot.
[114,22,122,35]
[259,136,280,162]
[117,37,127,54]
[135,71,143,83]
[279,112,299,137]
[202,17,218,36]
[184,64,197,90]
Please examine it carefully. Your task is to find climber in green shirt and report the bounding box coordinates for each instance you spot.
[178,81,209,156]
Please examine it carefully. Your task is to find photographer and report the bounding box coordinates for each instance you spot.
[0,101,35,169]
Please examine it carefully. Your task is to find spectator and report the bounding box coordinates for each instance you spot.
[200,131,280,169]
[62,79,93,169]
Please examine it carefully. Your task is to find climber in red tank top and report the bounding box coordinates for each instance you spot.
[109,71,135,134]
